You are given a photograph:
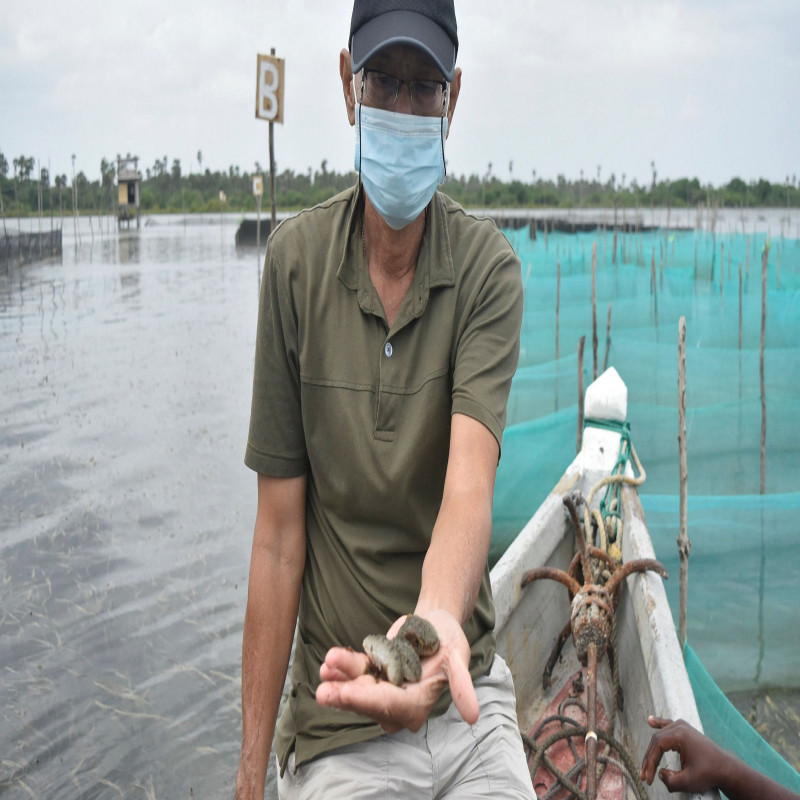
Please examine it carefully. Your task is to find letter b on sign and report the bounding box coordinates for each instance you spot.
[256,54,284,124]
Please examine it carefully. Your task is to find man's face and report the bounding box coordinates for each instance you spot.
[342,43,461,130]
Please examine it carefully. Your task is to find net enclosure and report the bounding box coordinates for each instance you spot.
[490,215,800,781]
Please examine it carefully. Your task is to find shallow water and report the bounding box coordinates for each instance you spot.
[1,216,270,798]
[2,211,796,798]
[729,688,800,771]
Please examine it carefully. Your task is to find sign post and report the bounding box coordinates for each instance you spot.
[253,175,264,254]
[255,49,284,234]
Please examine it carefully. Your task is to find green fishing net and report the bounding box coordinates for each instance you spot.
[491,221,800,779]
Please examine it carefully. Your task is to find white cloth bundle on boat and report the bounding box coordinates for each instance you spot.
[584,367,627,423]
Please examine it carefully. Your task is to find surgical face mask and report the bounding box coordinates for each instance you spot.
[354,103,447,230]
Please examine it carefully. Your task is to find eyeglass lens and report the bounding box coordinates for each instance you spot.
[363,70,445,115]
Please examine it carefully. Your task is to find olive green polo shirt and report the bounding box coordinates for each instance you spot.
[245,184,523,774]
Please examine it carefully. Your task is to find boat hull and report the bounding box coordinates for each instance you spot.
[490,420,719,799]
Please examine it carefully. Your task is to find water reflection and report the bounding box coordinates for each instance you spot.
[0,219,264,798]
[119,232,140,264]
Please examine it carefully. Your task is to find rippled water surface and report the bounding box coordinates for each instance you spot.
[1,217,270,798]
[3,210,797,797]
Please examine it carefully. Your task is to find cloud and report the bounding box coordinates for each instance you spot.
[0,0,797,185]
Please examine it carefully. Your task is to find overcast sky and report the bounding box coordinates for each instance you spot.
[2,0,798,188]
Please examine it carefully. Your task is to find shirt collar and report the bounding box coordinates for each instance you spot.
[337,185,456,305]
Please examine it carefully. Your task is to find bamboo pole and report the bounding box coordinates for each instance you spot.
[603,301,613,372]
[738,261,743,350]
[677,316,689,649]
[612,202,618,267]
[577,335,585,455]
[269,47,278,232]
[746,234,751,276]
[586,642,598,800]
[651,247,659,326]
[760,244,768,494]
[591,241,598,380]
[720,242,724,304]
[555,260,561,360]
[650,247,655,293]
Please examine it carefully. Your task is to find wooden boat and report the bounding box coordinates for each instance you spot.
[490,368,719,799]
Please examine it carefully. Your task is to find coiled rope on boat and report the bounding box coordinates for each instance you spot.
[582,418,645,565]
[521,424,657,799]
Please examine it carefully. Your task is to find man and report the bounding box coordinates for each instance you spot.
[641,716,800,800]
[235,2,532,797]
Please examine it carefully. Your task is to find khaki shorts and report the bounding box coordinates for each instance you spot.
[278,655,534,799]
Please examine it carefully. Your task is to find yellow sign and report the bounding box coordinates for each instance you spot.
[253,176,264,197]
[256,53,285,124]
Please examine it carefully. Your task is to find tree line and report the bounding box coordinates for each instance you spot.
[1,149,797,218]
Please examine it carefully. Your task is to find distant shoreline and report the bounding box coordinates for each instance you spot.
[3,205,796,236]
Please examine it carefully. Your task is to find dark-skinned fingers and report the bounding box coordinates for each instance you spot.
[659,768,692,793]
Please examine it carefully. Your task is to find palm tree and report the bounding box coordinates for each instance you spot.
[54,175,66,218]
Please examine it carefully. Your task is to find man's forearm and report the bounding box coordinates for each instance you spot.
[417,413,498,624]
[237,548,303,799]
[417,489,491,623]
[720,752,800,800]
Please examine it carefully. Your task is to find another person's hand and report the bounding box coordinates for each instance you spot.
[315,609,478,734]
[640,716,728,793]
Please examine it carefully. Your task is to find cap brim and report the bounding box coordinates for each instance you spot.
[350,9,456,81]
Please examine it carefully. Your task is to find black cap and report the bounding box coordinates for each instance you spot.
[349,0,458,81]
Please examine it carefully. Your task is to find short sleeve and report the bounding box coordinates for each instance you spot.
[451,245,523,453]
[244,239,308,476]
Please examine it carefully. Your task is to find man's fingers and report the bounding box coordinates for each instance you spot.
[640,738,666,785]
[319,662,353,682]
[322,646,370,680]
[316,673,420,731]
[446,652,479,724]
[640,718,674,783]
[317,674,384,712]
[386,615,409,640]
[659,768,688,792]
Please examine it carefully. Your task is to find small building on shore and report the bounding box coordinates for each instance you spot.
[117,157,141,229]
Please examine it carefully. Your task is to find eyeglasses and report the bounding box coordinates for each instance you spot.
[361,69,447,116]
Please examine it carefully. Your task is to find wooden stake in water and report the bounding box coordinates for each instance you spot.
[651,247,659,326]
[591,242,598,380]
[612,208,618,267]
[746,234,751,276]
[677,316,689,649]
[650,247,655,293]
[555,260,561,360]
[577,335,585,455]
[738,261,743,350]
[760,243,768,494]
[603,301,613,372]
[720,242,725,305]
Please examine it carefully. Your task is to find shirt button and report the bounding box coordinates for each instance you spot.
[384,342,393,358]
